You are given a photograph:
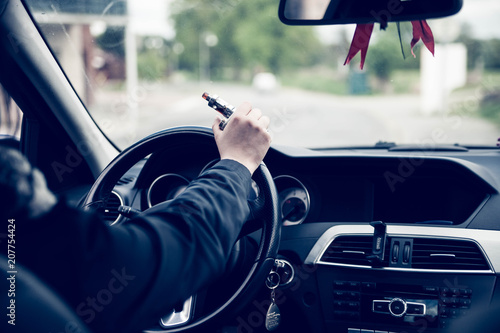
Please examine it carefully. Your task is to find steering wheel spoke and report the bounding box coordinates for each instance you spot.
[159,296,196,329]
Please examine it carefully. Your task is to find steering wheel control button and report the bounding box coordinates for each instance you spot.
[389,298,407,317]
[372,300,390,313]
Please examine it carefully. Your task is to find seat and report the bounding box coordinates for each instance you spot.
[0,255,92,333]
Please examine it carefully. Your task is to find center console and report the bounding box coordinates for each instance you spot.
[317,267,494,332]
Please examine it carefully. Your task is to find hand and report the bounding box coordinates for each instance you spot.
[213,102,271,175]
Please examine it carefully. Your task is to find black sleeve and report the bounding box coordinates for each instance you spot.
[15,159,252,333]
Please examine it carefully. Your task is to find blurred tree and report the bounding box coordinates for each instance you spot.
[483,39,500,69]
[365,23,419,84]
[170,0,323,79]
[455,22,484,70]
[95,26,125,58]
[138,50,168,81]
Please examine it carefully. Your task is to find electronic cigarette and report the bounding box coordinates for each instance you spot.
[202,92,235,130]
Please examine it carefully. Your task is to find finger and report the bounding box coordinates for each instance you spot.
[212,117,222,135]
[248,108,262,120]
[235,102,252,116]
[259,115,270,129]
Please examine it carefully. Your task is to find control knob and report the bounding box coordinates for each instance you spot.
[389,298,407,317]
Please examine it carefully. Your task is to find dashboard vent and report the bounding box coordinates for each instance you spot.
[117,176,135,186]
[101,191,123,225]
[320,235,374,266]
[412,238,490,271]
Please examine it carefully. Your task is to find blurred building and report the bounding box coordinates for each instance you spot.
[28,0,128,105]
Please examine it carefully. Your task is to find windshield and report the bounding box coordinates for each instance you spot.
[24,0,500,149]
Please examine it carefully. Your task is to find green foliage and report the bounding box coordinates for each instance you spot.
[479,91,500,126]
[137,50,168,81]
[365,23,420,81]
[456,23,484,70]
[483,39,500,69]
[170,0,323,78]
[281,66,348,95]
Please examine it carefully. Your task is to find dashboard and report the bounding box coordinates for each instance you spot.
[102,143,500,333]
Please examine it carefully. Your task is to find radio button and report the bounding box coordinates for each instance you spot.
[333,300,344,309]
[440,287,451,296]
[373,300,390,313]
[348,292,361,300]
[348,281,360,289]
[423,286,439,295]
[407,303,425,315]
[362,282,376,291]
[460,298,472,308]
[333,281,347,288]
[347,301,360,310]
[389,298,407,317]
[460,288,473,296]
[449,308,460,318]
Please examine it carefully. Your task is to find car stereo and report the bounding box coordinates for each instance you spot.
[330,280,473,330]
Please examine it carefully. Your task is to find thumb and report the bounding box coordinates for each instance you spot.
[212,117,223,135]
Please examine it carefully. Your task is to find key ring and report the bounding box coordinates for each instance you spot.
[266,271,281,290]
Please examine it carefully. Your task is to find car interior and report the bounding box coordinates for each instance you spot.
[1,0,500,332]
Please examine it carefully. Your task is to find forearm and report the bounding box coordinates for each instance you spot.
[15,160,251,333]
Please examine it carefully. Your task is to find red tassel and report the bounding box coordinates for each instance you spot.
[344,23,374,70]
[411,20,435,58]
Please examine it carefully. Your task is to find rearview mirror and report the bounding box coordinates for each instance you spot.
[278,0,463,25]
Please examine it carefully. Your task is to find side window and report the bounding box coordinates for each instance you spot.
[0,84,23,147]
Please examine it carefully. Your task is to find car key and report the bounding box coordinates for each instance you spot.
[265,265,282,331]
[202,92,235,130]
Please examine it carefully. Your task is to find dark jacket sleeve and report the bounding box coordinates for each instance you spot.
[15,159,252,333]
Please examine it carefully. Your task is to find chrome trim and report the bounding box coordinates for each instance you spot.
[159,296,195,329]
[373,299,427,316]
[147,174,190,208]
[429,254,456,258]
[108,191,124,226]
[277,259,295,286]
[406,301,427,316]
[273,175,311,226]
[389,298,406,317]
[343,250,366,255]
[305,225,500,273]
[372,300,390,313]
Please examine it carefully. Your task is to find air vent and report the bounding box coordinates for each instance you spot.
[320,235,379,266]
[412,238,490,271]
[117,177,135,186]
[101,191,123,225]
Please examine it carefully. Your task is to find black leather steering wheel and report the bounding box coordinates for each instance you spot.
[81,126,281,331]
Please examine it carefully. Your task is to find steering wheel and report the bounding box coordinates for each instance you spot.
[81,126,281,332]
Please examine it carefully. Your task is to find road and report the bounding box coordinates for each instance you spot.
[89,81,499,149]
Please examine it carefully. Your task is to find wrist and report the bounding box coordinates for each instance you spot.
[220,157,258,175]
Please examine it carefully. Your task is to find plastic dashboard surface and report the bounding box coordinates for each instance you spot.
[262,145,500,333]
[108,144,500,333]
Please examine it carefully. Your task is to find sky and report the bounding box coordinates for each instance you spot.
[127,0,500,42]
[128,0,174,39]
